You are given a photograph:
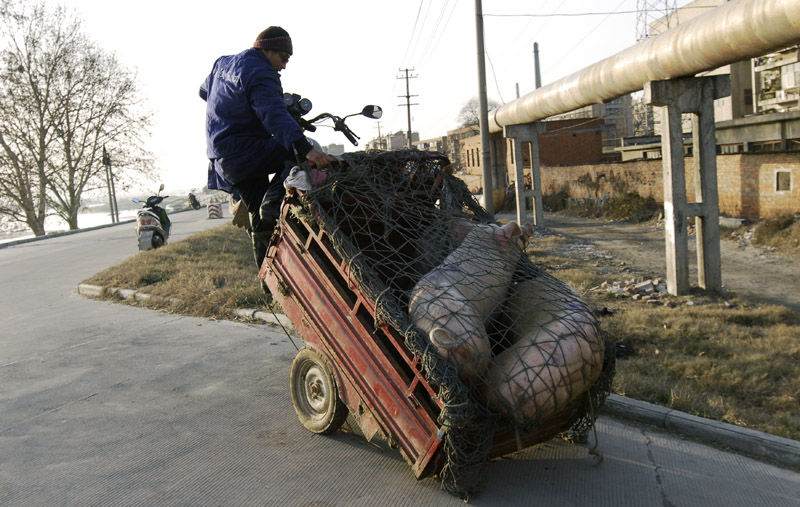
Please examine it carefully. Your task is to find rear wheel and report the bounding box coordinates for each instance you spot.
[290,348,348,434]
[151,232,165,249]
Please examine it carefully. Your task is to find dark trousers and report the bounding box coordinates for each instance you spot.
[232,148,295,269]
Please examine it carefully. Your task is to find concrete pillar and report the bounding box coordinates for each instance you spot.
[503,122,545,227]
[645,76,729,295]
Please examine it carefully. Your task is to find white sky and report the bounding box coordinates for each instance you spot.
[57,0,685,193]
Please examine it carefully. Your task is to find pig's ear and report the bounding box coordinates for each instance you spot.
[429,327,459,349]
[501,221,522,239]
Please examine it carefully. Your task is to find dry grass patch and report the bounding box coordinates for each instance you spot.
[751,215,800,254]
[83,223,275,318]
[538,234,800,440]
[601,301,800,439]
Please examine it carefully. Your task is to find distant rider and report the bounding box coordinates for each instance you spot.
[199,26,330,272]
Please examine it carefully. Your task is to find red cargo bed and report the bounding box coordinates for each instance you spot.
[258,151,613,497]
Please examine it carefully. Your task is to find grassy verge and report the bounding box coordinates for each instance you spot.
[83,223,276,318]
[82,218,800,440]
[531,233,800,441]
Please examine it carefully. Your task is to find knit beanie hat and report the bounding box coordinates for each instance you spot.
[253,26,293,55]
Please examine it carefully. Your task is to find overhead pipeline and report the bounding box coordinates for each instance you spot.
[489,0,800,132]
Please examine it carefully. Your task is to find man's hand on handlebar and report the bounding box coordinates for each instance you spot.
[305,148,331,169]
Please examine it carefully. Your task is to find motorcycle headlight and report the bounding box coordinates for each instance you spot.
[298,98,312,114]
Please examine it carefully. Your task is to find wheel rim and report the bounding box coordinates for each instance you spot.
[295,361,332,421]
[302,364,330,415]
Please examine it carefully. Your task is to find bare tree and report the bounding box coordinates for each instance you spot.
[0,1,154,235]
[456,96,501,128]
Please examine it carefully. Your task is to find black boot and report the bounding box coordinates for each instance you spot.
[251,230,271,271]
[251,229,275,299]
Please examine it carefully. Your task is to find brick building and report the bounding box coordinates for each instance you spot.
[450,118,608,193]
[538,152,799,219]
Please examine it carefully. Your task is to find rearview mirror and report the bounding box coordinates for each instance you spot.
[361,105,383,119]
[159,183,165,192]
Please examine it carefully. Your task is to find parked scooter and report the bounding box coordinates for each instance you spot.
[188,192,201,210]
[132,184,171,251]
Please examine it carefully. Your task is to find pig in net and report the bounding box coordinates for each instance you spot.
[292,150,615,499]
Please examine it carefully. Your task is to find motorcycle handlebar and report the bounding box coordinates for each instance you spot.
[331,118,358,146]
[299,106,379,147]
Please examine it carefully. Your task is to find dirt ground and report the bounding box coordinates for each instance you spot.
[531,213,800,314]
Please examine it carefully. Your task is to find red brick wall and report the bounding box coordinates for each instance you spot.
[539,153,800,219]
[540,118,605,166]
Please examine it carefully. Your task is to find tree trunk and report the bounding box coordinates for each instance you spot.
[27,216,46,236]
[67,213,78,230]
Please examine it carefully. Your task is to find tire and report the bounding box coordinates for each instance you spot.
[151,232,165,249]
[290,348,348,435]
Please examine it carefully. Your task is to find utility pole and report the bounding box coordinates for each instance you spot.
[374,121,385,150]
[397,68,418,149]
[102,145,119,223]
[474,0,493,216]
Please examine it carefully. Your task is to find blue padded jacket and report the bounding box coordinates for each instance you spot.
[200,48,311,187]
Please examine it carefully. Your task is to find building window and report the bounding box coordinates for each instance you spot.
[781,62,800,90]
[719,143,743,154]
[776,171,791,192]
[751,140,781,152]
[789,139,800,151]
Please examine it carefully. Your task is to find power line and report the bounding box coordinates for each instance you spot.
[494,0,549,65]
[414,0,451,63]
[407,1,436,66]
[544,0,628,74]
[485,51,505,104]
[416,0,461,71]
[401,0,425,66]
[517,0,627,97]
[496,0,566,76]
[483,7,702,18]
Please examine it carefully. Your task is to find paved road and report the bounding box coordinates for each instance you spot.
[1,211,799,506]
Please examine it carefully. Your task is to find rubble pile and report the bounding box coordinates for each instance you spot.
[590,277,670,304]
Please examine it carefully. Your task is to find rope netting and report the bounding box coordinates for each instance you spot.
[290,149,615,498]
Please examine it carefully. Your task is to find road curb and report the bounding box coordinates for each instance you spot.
[76,283,800,470]
[77,284,295,331]
[601,394,800,468]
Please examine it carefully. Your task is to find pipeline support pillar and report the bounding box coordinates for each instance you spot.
[504,122,545,227]
[645,75,729,295]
